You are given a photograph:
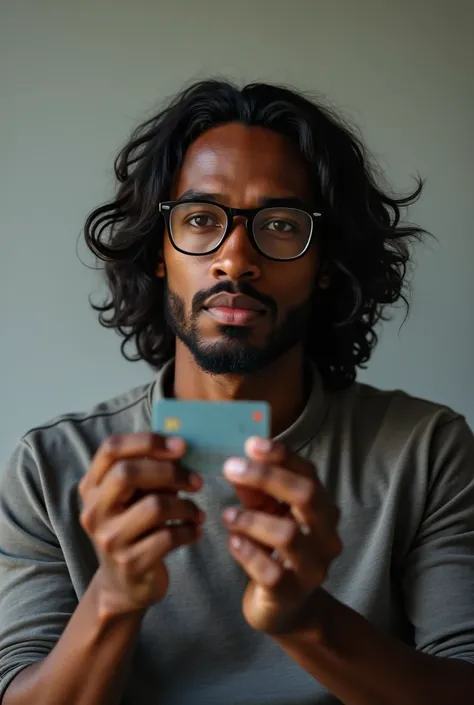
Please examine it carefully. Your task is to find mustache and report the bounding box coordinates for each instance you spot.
[191,281,277,317]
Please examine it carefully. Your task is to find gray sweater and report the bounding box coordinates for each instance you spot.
[1,363,474,704]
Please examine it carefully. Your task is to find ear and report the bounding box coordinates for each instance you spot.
[156,251,166,278]
[318,272,330,289]
[316,257,331,290]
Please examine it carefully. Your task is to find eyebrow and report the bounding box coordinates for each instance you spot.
[177,189,310,210]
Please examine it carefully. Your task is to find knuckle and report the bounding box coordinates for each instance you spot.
[115,551,135,573]
[111,460,134,486]
[102,434,122,455]
[79,506,95,532]
[146,494,166,519]
[96,530,115,552]
[296,478,316,507]
[278,520,299,549]
[263,563,282,588]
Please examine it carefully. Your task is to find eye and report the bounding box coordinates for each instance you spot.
[186,214,220,228]
[263,219,299,234]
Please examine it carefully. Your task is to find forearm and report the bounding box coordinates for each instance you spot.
[273,589,474,705]
[3,571,144,705]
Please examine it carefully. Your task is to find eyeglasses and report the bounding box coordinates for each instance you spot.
[159,200,322,261]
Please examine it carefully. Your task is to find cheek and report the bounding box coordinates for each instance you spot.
[162,244,204,304]
[162,238,186,285]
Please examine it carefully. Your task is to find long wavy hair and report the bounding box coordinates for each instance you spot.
[84,79,425,390]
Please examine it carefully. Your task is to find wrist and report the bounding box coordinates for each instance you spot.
[270,588,330,640]
[90,569,147,627]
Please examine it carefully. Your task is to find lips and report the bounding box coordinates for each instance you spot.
[203,293,268,326]
[203,293,267,312]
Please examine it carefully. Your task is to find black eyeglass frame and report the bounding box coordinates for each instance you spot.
[158,199,322,262]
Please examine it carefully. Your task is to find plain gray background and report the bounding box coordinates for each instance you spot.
[1,0,473,466]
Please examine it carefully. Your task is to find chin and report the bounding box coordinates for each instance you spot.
[215,324,256,341]
[190,332,293,376]
[189,339,266,376]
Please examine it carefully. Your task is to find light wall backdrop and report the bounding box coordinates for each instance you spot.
[1,0,473,465]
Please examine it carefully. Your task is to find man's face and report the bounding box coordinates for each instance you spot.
[159,123,322,375]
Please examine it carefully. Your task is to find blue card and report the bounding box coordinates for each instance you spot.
[152,399,270,475]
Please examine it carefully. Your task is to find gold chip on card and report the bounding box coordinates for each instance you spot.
[164,417,181,432]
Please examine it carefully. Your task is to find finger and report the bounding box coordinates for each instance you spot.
[222,508,303,555]
[233,486,283,515]
[80,458,201,530]
[223,458,316,509]
[79,433,187,495]
[94,495,206,552]
[245,438,315,480]
[116,523,203,574]
[243,440,330,529]
[224,506,342,578]
[228,534,284,588]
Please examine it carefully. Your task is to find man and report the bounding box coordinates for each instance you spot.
[1,79,473,705]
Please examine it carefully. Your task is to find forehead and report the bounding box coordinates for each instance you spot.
[171,123,312,204]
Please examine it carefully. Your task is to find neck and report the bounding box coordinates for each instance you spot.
[172,343,308,437]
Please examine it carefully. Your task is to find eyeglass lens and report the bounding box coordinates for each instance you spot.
[169,202,312,259]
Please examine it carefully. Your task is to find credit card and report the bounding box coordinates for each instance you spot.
[152,399,270,475]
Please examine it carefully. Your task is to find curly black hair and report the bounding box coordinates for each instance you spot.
[84,79,425,390]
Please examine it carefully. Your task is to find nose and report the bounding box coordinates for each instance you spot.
[210,217,261,282]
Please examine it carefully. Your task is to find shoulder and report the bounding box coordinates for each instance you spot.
[333,380,467,438]
[2,382,155,489]
[26,382,153,441]
[325,381,473,488]
[324,383,474,547]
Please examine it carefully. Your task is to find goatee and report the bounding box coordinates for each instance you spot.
[164,281,311,375]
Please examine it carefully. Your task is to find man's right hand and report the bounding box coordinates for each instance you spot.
[78,433,204,618]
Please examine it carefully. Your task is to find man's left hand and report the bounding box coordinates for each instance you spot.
[222,437,342,635]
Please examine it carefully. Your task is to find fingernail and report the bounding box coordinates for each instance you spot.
[223,507,239,523]
[248,436,272,453]
[165,437,184,452]
[230,535,242,550]
[224,458,247,476]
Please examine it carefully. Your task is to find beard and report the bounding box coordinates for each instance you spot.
[163,280,311,376]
